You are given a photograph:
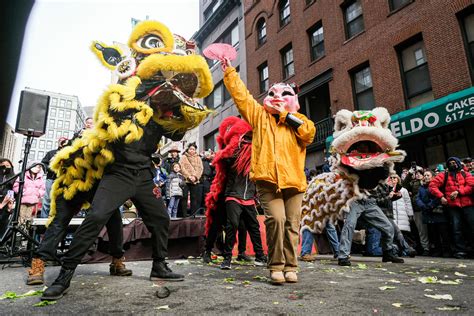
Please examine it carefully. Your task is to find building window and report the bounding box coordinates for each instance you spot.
[398,39,433,108]
[221,23,239,47]
[343,0,364,39]
[47,130,53,138]
[50,108,57,117]
[65,121,70,129]
[66,100,72,108]
[308,22,325,61]
[204,0,220,21]
[49,118,55,127]
[389,0,411,12]
[258,62,269,93]
[256,18,267,47]
[351,65,375,110]
[32,139,37,148]
[59,99,65,107]
[38,151,44,159]
[46,141,53,150]
[281,44,295,79]
[51,98,58,106]
[460,11,474,82]
[39,140,45,149]
[29,150,35,161]
[58,109,64,118]
[65,110,71,119]
[279,0,291,27]
[57,120,63,128]
[204,130,219,152]
[56,131,62,139]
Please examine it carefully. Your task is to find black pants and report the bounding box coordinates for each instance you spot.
[205,208,247,253]
[180,183,202,217]
[61,167,169,269]
[34,197,124,262]
[223,201,264,258]
[427,222,451,254]
[0,208,10,237]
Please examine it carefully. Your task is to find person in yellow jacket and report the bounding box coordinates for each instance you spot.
[222,58,316,284]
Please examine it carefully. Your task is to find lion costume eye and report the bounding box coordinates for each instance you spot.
[137,34,164,49]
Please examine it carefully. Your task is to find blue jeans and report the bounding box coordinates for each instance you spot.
[325,222,339,256]
[300,222,339,256]
[40,179,54,218]
[300,229,313,256]
[366,219,412,256]
[448,206,474,253]
[168,196,181,218]
[339,199,394,260]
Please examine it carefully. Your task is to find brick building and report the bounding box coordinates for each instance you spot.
[243,0,474,170]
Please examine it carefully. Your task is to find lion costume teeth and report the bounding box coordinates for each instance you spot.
[47,20,213,224]
[300,107,406,234]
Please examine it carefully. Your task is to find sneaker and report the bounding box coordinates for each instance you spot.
[220,257,231,270]
[338,258,351,266]
[41,267,75,301]
[27,258,45,286]
[202,250,212,264]
[270,271,285,284]
[150,261,184,281]
[254,255,267,266]
[406,248,417,258]
[382,251,404,263]
[237,253,252,262]
[284,271,297,283]
[300,254,316,262]
[109,257,133,276]
[453,252,467,259]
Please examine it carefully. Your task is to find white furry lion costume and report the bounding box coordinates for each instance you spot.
[301,107,406,233]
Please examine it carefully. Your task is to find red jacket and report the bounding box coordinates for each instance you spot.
[429,171,474,208]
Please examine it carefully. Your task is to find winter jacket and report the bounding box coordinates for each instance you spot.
[429,160,474,209]
[416,184,447,224]
[165,172,185,198]
[41,149,59,180]
[163,156,180,174]
[153,167,168,187]
[369,183,393,219]
[13,171,45,205]
[179,152,203,184]
[402,172,422,212]
[391,187,413,232]
[223,67,316,192]
[224,157,256,201]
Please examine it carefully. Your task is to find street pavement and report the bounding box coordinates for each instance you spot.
[0,255,473,315]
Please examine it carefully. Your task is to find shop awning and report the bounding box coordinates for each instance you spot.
[326,86,474,149]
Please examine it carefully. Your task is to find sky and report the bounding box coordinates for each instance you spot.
[7,0,200,126]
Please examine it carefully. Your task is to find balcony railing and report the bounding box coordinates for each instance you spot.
[312,117,333,145]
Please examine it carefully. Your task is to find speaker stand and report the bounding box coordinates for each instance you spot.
[0,132,40,266]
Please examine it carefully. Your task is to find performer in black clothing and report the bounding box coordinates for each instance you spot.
[42,121,185,300]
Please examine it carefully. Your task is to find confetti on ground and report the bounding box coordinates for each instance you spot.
[224,277,235,283]
[436,305,461,311]
[392,303,402,308]
[155,305,170,310]
[379,286,396,291]
[174,260,190,265]
[457,264,466,268]
[424,294,453,300]
[454,272,467,277]
[387,279,401,284]
[357,263,368,270]
[33,300,57,307]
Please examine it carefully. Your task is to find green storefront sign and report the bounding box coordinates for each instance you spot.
[390,87,474,139]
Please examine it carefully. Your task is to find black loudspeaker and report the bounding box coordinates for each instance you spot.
[15,90,50,137]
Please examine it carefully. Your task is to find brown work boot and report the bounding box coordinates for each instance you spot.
[300,254,316,262]
[27,258,45,285]
[270,271,286,285]
[284,271,298,283]
[109,257,133,276]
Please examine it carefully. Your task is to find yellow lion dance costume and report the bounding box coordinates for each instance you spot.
[47,20,213,223]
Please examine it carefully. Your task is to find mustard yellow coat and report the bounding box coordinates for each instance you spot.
[223,67,316,192]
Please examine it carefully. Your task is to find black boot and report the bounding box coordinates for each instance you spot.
[150,260,184,282]
[41,267,75,301]
[382,251,404,263]
[202,250,212,264]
